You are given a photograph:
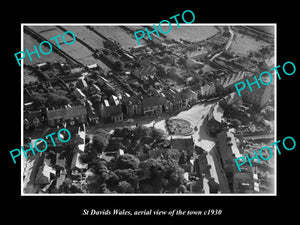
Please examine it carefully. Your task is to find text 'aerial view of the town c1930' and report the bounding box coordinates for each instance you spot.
[22,24,275,195]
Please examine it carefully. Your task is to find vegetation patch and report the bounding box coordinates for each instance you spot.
[166,118,193,135]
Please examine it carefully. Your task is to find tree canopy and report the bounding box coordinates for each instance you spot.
[45,93,71,107]
[83,126,186,194]
[115,154,140,170]
[92,129,110,153]
[140,157,185,193]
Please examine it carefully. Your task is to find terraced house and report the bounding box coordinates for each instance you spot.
[142,96,167,116]
[122,95,143,118]
[99,95,123,123]
[46,104,87,126]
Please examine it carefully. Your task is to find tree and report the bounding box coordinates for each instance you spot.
[115,154,140,170]
[177,55,187,65]
[114,169,139,186]
[259,46,270,55]
[99,184,111,193]
[191,75,201,84]
[117,181,134,193]
[79,151,92,164]
[59,182,83,193]
[132,126,148,140]
[163,149,180,161]
[45,93,71,107]
[113,127,131,139]
[162,54,173,64]
[231,119,242,128]
[30,92,47,107]
[106,171,119,190]
[103,39,116,49]
[69,185,83,193]
[156,65,167,77]
[149,127,165,142]
[106,138,121,152]
[140,158,167,193]
[114,60,124,71]
[102,48,111,55]
[92,160,109,174]
[163,161,185,192]
[92,129,110,153]
[93,135,109,153]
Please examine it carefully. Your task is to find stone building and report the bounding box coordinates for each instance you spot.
[46,104,87,127]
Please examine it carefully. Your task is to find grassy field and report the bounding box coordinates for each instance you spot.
[92,26,141,50]
[166,25,219,42]
[23,33,67,65]
[26,26,110,71]
[228,32,271,56]
[61,26,105,50]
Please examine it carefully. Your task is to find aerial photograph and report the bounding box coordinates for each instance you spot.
[22,24,275,195]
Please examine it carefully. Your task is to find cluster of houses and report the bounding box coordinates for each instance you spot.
[24,72,202,130]
[24,67,254,131]
[204,102,263,193]
[23,25,274,194]
[146,101,261,194]
[164,102,262,194]
[24,25,273,131]
[165,133,260,194]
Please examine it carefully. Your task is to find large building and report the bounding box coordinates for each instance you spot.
[99,95,123,123]
[170,136,195,158]
[190,82,216,98]
[122,95,143,118]
[160,89,184,112]
[195,150,220,194]
[46,104,87,127]
[178,88,198,106]
[233,165,260,193]
[241,76,272,107]
[216,131,242,175]
[200,82,216,97]
[142,96,167,116]
[24,110,44,130]
[206,102,224,136]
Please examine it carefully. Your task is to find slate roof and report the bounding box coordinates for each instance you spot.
[161,89,181,102]
[122,95,142,105]
[46,105,87,121]
[217,131,241,161]
[142,96,167,108]
[170,137,194,152]
[24,110,43,122]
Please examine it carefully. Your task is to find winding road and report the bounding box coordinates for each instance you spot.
[210,26,235,61]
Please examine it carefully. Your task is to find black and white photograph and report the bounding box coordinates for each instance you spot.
[21,24,276,195]
[3,4,299,223]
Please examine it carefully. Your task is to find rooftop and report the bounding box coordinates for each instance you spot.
[142,96,167,108]
[170,137,194,153]
[217,131,242,160]
[46,104,87,121]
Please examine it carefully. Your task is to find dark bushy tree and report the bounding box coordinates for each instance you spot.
[114,60,124,71]
[45,93,71,107]
[117,181,134,193]
[140,158,185,193]
[92,129,110,153]
[106,171,119,190]
[30,92,47,107]
[157,65,167,77]
[115,154,140,170]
